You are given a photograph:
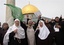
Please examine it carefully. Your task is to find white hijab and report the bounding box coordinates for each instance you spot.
[38,20,50,40]
[3,19,25,45]
[54,25,59,32]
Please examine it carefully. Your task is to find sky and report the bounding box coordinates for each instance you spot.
[0,0,64,24]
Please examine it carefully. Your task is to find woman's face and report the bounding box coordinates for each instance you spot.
[28,20,33,26]
[45,19,49,23]
[55,17,59,22]
[15,21,19,26]
[39,22,43,27]
[2,23,9,30]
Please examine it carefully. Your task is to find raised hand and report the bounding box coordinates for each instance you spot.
[14,29,17,33]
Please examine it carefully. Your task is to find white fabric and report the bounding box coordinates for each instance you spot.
[38,20,50,40]
[54,25,59,32]
[27,27,35,45]
[3,19,25,45]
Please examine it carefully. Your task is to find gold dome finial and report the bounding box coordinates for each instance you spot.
[29,1,30,5]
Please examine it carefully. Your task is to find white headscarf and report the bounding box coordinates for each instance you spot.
[38,20,50,40]
[3,19,25,45]
[54,25,59,32]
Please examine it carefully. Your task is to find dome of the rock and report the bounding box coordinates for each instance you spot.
[22,4,39,14]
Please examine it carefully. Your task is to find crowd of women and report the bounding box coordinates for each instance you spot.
[0,15,64,45]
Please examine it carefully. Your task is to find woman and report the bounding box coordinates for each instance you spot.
[45,19,55,45]
[0,23,9,45]
[27,20,36,45]
[3,19,25,45]
[54,23,63,45]
[21,20,37,45]
[21,19,40,45]
[53,17,63,45]
[20,15,41,45]
[35,20,50,45]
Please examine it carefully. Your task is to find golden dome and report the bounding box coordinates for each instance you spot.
[22,4,39,14]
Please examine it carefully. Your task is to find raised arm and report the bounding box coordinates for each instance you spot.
[59,15,62,22]
[33,15,41,30]
[20,21,27,30]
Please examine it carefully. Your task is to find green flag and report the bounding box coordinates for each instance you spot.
[5,4,24,21]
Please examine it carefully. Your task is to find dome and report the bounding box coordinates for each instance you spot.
[22,4,39,14]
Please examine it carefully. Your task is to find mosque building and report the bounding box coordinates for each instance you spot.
[6,0,50,26]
